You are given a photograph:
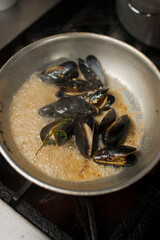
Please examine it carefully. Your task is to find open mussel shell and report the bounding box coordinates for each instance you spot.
[75,116,98,158]
[40,61,78,84]
[98,108,116,134]
[98,94,116,112]
[102,115,130,145]
[93,145,137,166]
[56,79,92,96]
[80,87,109,111]
[86,55,106,86]
[78,57,102,90]
[40,117,75,146]
[104,94,115,108]
[38,96,97,118]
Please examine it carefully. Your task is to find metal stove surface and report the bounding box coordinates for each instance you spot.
[0,0,160,239]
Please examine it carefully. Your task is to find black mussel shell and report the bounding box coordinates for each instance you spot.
[40,61,78,84]
[79,89,115,113]
[75,116,98,158]
[93,145,137,166]
[86,55,106,86]
[56,79,92,96]
[38,96,97,118]
[80,87,109,109]
[102,115,130,145]
[104,94,115,108]
[61,61,78,71]
[99,94,116,112]
[40,117,75,146]
[40,118,62,142]
[78,58,102,90]
[107,94,115,105]
[98,108,116,134]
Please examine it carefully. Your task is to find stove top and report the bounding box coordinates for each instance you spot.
[0,0,160,239]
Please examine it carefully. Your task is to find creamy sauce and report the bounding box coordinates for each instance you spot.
[9,74,142,181]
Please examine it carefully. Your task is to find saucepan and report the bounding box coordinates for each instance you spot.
[0,32,160,195]
[116,0,160,49]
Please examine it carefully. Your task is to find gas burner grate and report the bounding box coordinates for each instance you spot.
[0,168,160,240]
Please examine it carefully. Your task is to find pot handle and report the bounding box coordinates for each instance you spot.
[128,0,160,17]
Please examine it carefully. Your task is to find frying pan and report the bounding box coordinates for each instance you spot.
[0,32,160,195]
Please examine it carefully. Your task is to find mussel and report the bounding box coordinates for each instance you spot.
[56,79,92,96]
[86,55,106,86]
[75,116,98,158]
[61,61,78,70]
[78,58,102,90]
[98,108,116,134]
[40,61,78,84]
[102,115,130,145]
[38,96,97,118]
[40,117,75,146]
[93,145,137,166]
[98,94,115,112]
[56,87,115,111]
[81,87,108,104]
[79,87,114,111]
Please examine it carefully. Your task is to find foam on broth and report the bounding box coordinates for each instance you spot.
[9,73,142,181]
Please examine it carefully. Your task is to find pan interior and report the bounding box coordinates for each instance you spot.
[0,33,160,195]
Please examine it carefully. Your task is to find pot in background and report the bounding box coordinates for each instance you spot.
[0,0,17,11]
[116,0,160,49]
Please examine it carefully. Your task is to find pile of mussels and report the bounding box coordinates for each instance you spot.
[37,55,137,167]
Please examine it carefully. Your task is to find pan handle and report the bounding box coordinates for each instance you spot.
[128,0,160,17]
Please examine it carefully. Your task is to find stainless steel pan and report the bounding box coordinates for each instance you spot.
[0,32,160,195]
